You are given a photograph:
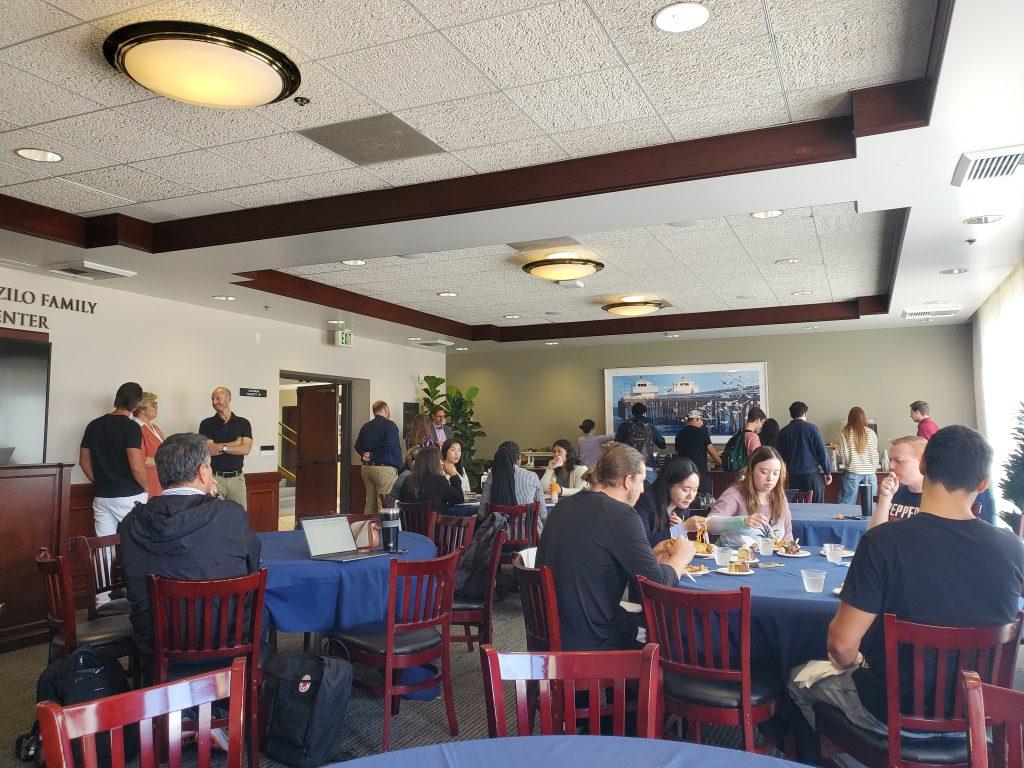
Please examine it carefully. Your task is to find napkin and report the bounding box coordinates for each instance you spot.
[793,654,864,688]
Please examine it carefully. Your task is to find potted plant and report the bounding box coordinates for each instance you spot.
[999,402,1024,534]
[421,375,487,482]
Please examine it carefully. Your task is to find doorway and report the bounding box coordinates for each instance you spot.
[278,371,354,530]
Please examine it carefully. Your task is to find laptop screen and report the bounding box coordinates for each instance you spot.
[301,516,358,558]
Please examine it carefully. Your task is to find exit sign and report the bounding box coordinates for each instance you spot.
[333,329,353,348]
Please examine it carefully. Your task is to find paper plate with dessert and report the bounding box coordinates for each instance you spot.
[685,564,709,576]
[776,540,811,558]
[819,547,856,558]
[732,545,759,565]
[717,561,754,576]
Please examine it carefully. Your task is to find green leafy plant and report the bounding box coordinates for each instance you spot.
[999,402,1024,534]
[421,375,487,479]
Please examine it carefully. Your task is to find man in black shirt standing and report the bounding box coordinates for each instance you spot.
[674,409,721,494]
[81,382,149,541]
[198,387,252,510]
[788,426,1024,755]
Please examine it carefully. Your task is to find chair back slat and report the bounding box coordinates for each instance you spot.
[512,558,561,651]
[433,514,476,557]
[883,611,1024,766]
[397,501,436,539]
[481,644,660,738]
[387,552,460,636]
[963,671,1024,768]
[792,490,813,503]
[36,549,78,649]
[37,659,245,768]
[486,503,538,549]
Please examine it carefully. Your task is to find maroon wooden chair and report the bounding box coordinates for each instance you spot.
[70,534,130,620]
[397,500,436,539]
[36,549,133,663]
[149,569,267,768]
[37,657,245,768]
[487,502,539,566]
[433,513,476,557]
[963,670,1024,768]
[815,612,1024,768]
[513,557,562,652]
[638,578,783,750]
[791,490,813,503]
[325,551,460,752]
[480,643,661,738]
[451,529,507,652]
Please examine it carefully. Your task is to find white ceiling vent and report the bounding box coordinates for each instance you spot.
[47,261,137,280]
[951,145,1023,186]
[415,339,455,348]
[901,306,963,320]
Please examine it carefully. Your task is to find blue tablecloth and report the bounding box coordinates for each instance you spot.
[327,735,805,768]
[447,501,555,518]
[790,504,868,548]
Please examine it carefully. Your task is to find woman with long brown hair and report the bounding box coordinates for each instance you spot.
[405,412,435,449]
[707,446,793,546]
[837,406,879,504]
[398,445,464,514]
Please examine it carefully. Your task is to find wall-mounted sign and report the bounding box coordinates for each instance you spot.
[332,329,353,347]
[239,388,268,398]
[0,285,99,330]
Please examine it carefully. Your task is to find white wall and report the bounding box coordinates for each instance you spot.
[0,342,49,463]
[0,266,445,482]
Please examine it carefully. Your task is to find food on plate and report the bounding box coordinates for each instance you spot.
[685,564,709,575]
[727,561,751,574]
[694,524,713,555]
[779,540,802,555]
[736,545,756,562]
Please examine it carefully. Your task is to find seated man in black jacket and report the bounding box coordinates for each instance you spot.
[120,432,262,665]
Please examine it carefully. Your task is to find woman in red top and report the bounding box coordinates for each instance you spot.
[133,392,165,497]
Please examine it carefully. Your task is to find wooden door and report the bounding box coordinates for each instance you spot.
[294,384,340,521]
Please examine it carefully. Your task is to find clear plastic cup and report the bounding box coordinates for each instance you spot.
[758,539,775,557]
[824,544,844,564]
[801,570,827,593]
[714,546,733,567]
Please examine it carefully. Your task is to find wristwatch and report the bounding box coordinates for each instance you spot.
[220,444,228,454]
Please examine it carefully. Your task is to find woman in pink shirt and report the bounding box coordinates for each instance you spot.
[707,446,793,546]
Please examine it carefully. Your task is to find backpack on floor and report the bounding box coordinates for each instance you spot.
[455,508,507,599]
[626,417,654,459]
[264,653,354,768]
[721,429,752,471]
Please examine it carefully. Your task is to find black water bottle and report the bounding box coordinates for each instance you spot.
[380,507,400,552]
[858,482,874,519]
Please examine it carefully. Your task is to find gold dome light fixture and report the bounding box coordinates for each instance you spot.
[602,295,665,317]
[522,251,604,281]
[103,21,301,108]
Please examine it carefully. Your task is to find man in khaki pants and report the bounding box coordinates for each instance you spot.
[199,387,253,509]
[354,400,403,514]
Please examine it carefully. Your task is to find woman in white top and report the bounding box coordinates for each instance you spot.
[440,437,472,494]
[706,446,792,546]
[837,406,879,505]
[540,439,588,491]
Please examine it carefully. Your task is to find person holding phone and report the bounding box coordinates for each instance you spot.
[540,438,588,490]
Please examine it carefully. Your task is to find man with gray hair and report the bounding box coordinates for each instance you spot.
[119,432,261,662]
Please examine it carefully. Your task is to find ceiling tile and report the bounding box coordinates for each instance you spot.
[553,116,672,158]
[0,24,153,107]
[62,164,196,202]
[144,193,242,218]
[453,135,568,173]
[663,95,790,141]
[211,132,353,180]
[323,33,495,112]
[0,127,117,175]
[631,38,779,114]
[212,180,309,208]
[0,161,45,186]
[256,63,382,131]
[397,92,541,151]
[83,203,178,222]
[448,0,622,88]
[2,176,130,212]
[120,98,283,148]
[133,150,269,192]
[765,0,935,32]
[288,167,391,198]
[1,0,80,47]
[0,62,101,126]
[508,66,655,133]
[408,0,549,27]
[32,108,198,162]
[234,0,431,59]
[46,0,151,20]
[302,113,444,164]
[365,153,474,186]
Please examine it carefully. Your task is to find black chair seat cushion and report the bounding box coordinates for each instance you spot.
[52,614,132,652]
[451,595,484,613]
[814,703,969,765]
[330,626,441,655]
[663,667,782,709]
[96,598,131,617]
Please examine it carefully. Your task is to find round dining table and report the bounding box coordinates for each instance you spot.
[326,735,805,768]
[789,504,869,549]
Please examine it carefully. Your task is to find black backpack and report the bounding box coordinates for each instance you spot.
[626,417,654,458]
[264,653,354,768]
[16,646,135,767]
[455,509,507,599]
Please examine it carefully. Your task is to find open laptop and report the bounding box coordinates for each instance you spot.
[300,515,388,563]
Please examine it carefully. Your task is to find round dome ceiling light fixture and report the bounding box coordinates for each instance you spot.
[104,21,301,108]
[522,251,604,281]
[16,147,62,162]
[602,296,665,317]
[652,2,710,33]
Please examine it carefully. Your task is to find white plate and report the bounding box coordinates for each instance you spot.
[820,549,856,558]
[715,567,754,576]
[777,550,812,558]
[732,557,760,565]
[832,587,843,596]
[694,552,717,559]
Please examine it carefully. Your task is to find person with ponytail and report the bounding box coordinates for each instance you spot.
[707,446,793,546]
[481,440,548,528]
[633,457,708,546]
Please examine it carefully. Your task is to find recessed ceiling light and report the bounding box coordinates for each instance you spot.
[544,310,563,316]
[327,319,345,325]
[544,341,559,346]
[503,314,521,319]
[940,267,970,275]
[736,295,755,300]
[407,337,421,341]
[751,210,783,219]
[16,147,62,162]
[803,325,820,330]
[455,347,468,351]
[212,295,235,301]
[791,290,812,296]
[437,291,458,297]
[603,299,664,317]
[923,300,949,305]
[774,258,802,266]
[963,215,1002,225]
[103,21,300,108]
[620,294,646,303]
[652,2,710,33]
[341,259,366,266]
[523,251,604,281]
[663,333,680,338]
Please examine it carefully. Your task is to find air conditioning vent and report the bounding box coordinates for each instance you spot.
[415,339,455,348]
[951,145,1023,186]
[901,306,962,320]
[47,260,137,280]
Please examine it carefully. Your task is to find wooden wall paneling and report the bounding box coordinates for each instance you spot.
[244,471,281,533]
[349,464,366,515]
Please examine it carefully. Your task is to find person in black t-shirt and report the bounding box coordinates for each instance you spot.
[80,382,149,540]
[674,410,720,493]
[198,387,252,510]
[788,426,1024,757]
[869,435,926,529]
